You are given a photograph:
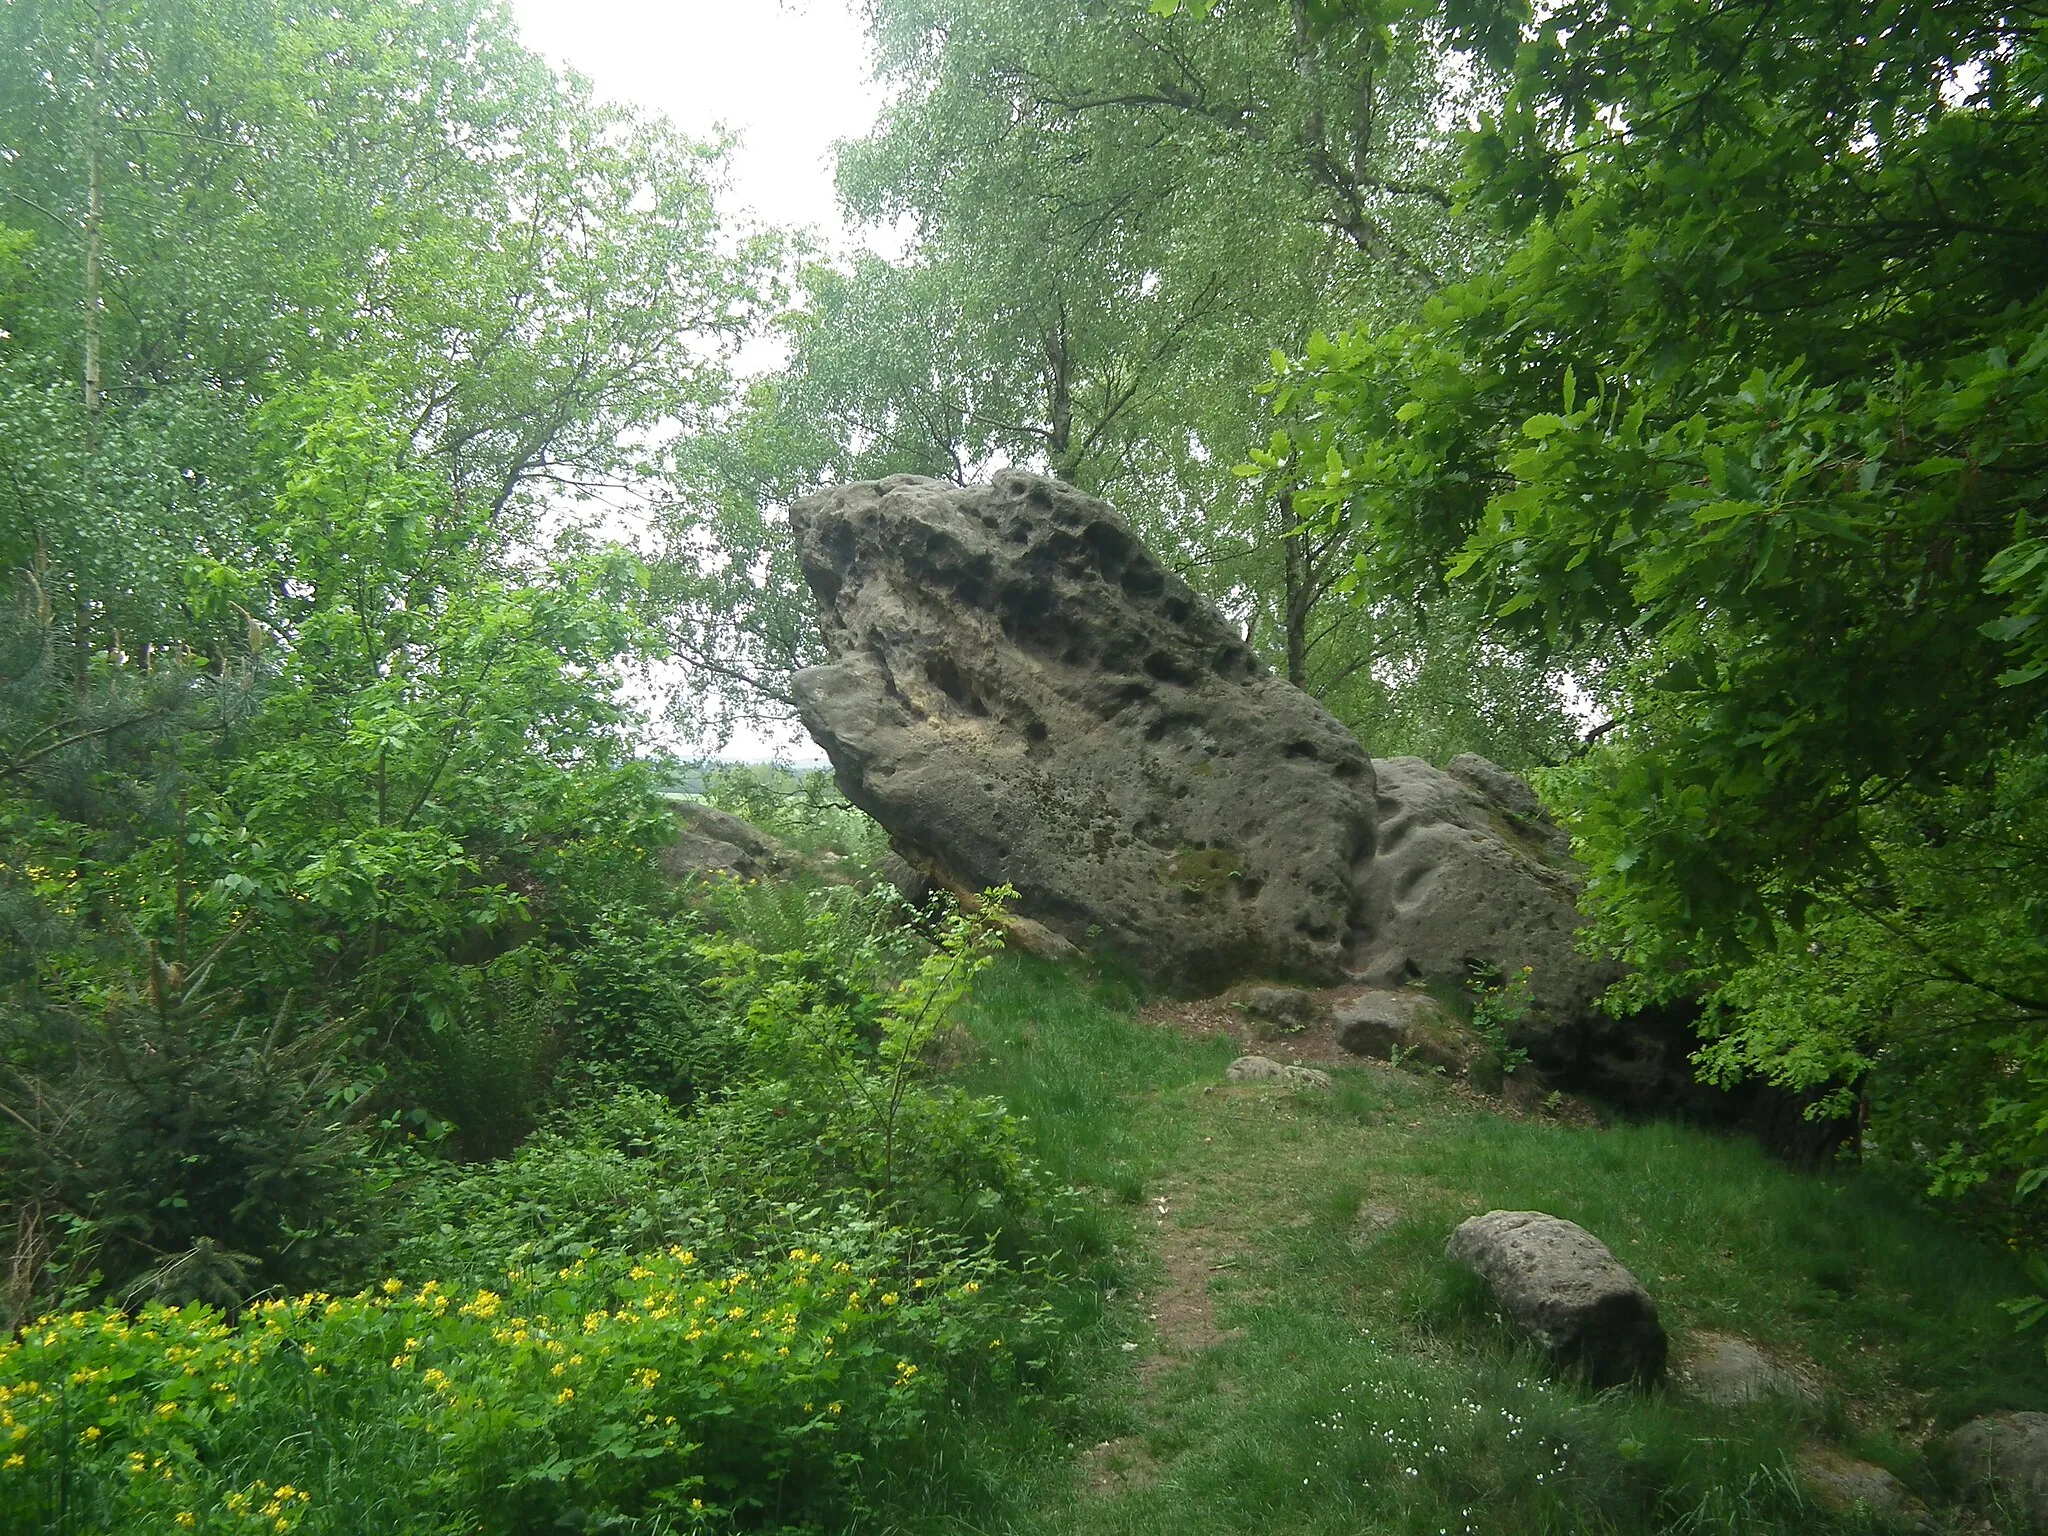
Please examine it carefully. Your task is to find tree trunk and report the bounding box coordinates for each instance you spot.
[84,0,109,418]
[1044,320,1074,481]
[1281,490,1310,689]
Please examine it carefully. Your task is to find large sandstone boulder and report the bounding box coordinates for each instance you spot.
[1445,1210,1666,1387]
[1355,755,1616,1052]
[784,471,1626,1032]
[789,472,1377,988]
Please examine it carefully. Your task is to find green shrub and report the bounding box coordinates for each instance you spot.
[401,947,571,1161]
[562,911,730,1103]
[698,876,916,970]
[389,1088,747,1279]
[0,1235,1037,1533]
[0,991,372,1320]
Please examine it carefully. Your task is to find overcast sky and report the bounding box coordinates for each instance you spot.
[507,0,882,764]
[508,0,884,246]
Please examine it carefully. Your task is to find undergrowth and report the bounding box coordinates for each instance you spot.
[896,956,2048,1536]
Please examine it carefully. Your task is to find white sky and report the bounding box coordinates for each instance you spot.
[507,0,885,247]
[509,0,882,764]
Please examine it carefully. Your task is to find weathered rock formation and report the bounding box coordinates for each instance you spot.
[1445,1210,1667,1387]
[1354,755,1617,1049]
[786,471,1621,1041]
[659,799,844,885]
[789,472,1377,988]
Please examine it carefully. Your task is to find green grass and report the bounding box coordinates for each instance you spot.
[885,954,2048,1535]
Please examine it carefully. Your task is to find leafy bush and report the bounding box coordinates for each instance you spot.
[0,378,680,1312]
[394,891,1078,1282]
[1684,743,2048,1211]
[561,912,728,1103]
[698,875,916,964]
[0,1237,1039,1534]
[694,765,889,866]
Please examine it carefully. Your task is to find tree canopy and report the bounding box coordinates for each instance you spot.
[1268,0,2048,1195]
[661,0,1587,765]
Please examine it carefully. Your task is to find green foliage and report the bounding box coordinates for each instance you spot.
[561,911,727,1104]
[1684,751,2048,1205]
[392,889,1075,1289]
[1268,0,2048,1198]
[0,0,765,1319]
[1469,964,1534,1078]
[1,987,371,1314]
[0,1237,1033,1534]
[694,764,890,865]
[662,0,1583,760]
[0,376,681,1303]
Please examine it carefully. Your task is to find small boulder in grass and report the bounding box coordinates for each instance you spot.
[1235,984,1320,1032]
[1225,1055,1333,1090]
[1445,1210,1666,1388]
[1943,1411,2048,1531]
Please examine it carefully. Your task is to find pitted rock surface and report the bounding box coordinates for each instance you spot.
[1356,755,1617,1052]
[1445,1210,1666,1387]
[789,472,1377,987]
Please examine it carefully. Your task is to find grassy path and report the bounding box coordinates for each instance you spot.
[919,956,2048,1536]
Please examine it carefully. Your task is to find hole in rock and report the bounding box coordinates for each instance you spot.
[1082,520,1130,582]
[1120,562,1165,601]
[1144,651,1198,685]
[924,654,988,715]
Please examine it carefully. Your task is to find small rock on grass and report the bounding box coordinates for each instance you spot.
[1943,1411,2048,1531]
[998,911,1082,961]
[1234,984,1320,1032]
[1445,1210,1666,1388]
[1797,1446,1935,1532]
[1332,990,1486,1076]
[1226,1055,1333,1090]
[1676,1332,1816,1407]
